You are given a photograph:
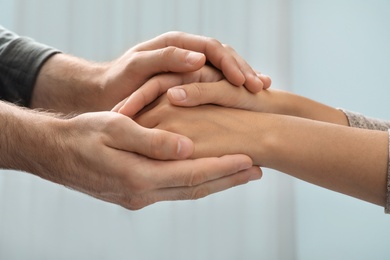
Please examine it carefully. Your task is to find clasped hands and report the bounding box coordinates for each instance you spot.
[103,32,272,209]
[54,32,271,210]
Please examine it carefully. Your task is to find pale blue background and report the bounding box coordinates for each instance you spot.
[292,1,390,259]
[0,0,389,259]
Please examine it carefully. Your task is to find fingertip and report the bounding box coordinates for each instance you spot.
[167,87,187,103]
[221,154,253,171]
[238,156,254,171]
[185,52,206,66]
[146,129,194,160]
[112,103,122,112]
[244,74,263,93]
[248,166,263,181]
[118,104,135,118]
[177,136,194,158]
[112,97,129,113]
[259,74,272,89]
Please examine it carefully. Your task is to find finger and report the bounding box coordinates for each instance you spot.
[118,67,223,117]
[126,47,206,79]
[222,44,264,93]
[167,80,257,109]
[109,118,194,160]
[118,73,196,118]
[133,31,248,87]
[141,166,262,207]
[143,154,256,189]
[111,97,127,112]
[258,74,272,89]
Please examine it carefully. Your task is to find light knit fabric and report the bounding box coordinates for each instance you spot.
[340,109,390,213]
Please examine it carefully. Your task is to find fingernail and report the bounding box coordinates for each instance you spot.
[177,137,193,158]
[186,52,204,65]
[169,88,187,101]
[238,162,252,171]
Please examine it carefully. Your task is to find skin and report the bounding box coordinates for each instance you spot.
[2,32,269,210]
[133,80,388,208]
[31,31,271,114]
[0,102,262,210]
[113,68,271,117]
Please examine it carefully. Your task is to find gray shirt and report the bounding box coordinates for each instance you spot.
[0,25,59,106]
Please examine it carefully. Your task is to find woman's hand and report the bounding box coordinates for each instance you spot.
[134,93,264,163]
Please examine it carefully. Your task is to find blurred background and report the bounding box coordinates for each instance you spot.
[1,0,390,259]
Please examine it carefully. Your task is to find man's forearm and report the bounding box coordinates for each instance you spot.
[30,54,109,114]
[0,101,68,181]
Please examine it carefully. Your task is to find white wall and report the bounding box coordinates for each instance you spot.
[0,1,295,260]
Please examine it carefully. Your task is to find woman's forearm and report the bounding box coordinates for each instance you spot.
[252,113,388,206]
[166,81,350,126]
[269,90,349,125]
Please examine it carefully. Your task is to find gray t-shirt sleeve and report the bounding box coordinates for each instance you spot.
[0,25,60,106]
[340,109,390,213]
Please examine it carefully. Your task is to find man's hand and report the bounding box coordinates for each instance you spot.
[0,101,262,210]
[32,31,270,114]
[62,112,262,209]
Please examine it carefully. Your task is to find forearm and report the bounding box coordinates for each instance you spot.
[260,89,349,125]
[251,113,388,206]
[30,54,109,114]
[0,101,67,180]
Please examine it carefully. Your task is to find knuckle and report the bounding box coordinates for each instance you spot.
[124,197,147,211]
[125,52,142,69]
[148,129,167,159]
[222,43,234,52]
[159,46,178,60]
[186,82,203,100]
[207,37,222,48]
[190,187,210,200]
[185,168,207,187]
[165,30,184,38]
[163,31,186,44]
[100,113,124,134]
[124,173,151,195]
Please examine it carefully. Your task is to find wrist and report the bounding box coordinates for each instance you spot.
[271,90,349,126]
[243,112,279,166]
